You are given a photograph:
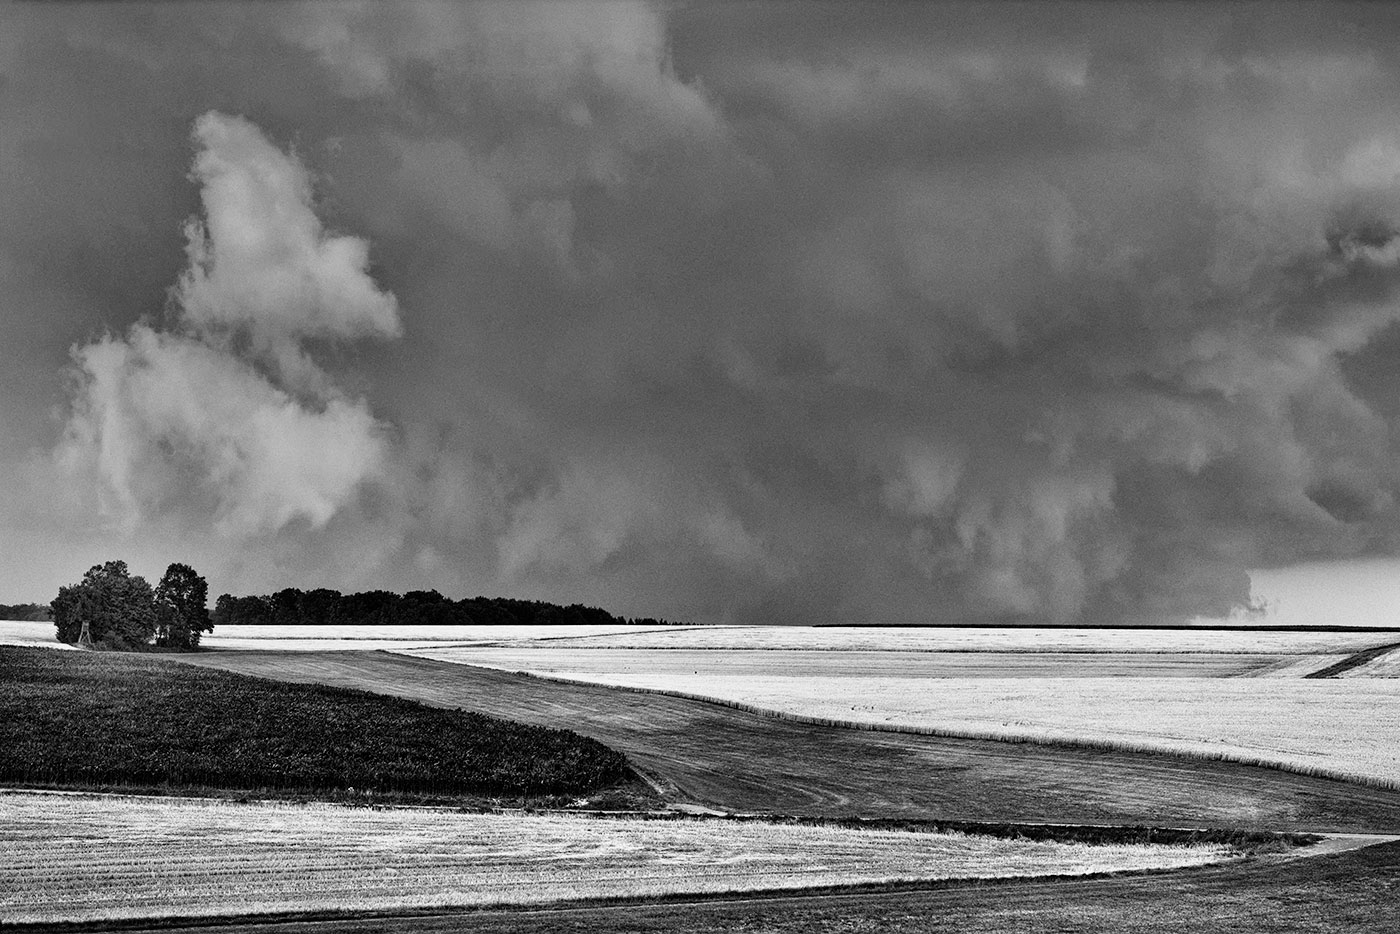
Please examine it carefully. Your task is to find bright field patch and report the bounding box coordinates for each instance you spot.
[201,623,663,651]
[1341,646,1400,678]
[402,647,1335,679]
[0,793,1236,924]
[0,620,73,650]
[530,625,1400,654]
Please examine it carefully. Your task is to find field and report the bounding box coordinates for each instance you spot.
[398,629,1400,788]
[0,619,669,652]
[201,623,662,651]
[0,792,1240,924]
[120,839,1400,934]
[520,625,1400,655]
[401,646,1360,679]
[10,623,1400,928]
[172,651,1400,833]
[0,619,76,649]
[0,647,628,798]
[1342,648,1400,678]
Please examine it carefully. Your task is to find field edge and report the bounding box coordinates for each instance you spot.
[434,658,1400,793]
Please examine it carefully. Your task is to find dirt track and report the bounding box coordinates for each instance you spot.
[172,650,1400,833]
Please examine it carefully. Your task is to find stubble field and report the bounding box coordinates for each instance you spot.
[509,625,1400,655]
[0,792,1238,924]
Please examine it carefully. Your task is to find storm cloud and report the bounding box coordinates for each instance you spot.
[7,2,1400,624]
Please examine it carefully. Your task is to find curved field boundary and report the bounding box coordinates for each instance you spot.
[1305,641,1400,679]
[487,664,1400,793]
[170,650,1400,832]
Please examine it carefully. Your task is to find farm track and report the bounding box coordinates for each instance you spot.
[171,650,1400,833]
[36,840,1400,934]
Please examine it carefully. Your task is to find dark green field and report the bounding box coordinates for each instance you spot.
[0,647,630,799]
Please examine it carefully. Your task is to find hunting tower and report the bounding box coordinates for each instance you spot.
[77,619,93,648]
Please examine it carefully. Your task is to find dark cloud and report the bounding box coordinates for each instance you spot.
[6,2,1400,623]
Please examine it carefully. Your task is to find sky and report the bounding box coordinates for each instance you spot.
[5,2,1400,626]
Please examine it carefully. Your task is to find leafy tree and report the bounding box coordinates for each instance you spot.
[270,588,304,626]
[155,563,212,650]
[299,588,341,626]
[212,593,272,627]
[52,561,158,650]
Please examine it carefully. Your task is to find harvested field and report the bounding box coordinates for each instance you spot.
[202,623,662,651]
[118,839,1400,934]
[0,792,1236,924]
[1339,644,1400,678]
[533,625,1400,654]
[400,646,1330,679]
[409,648,1400,788]
[170,651,1400,832]
[0,620,72,650]
[1246,655,1355,677]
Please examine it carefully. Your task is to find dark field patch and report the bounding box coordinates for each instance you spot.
[173,650,1400,833]
[0,647,630,797]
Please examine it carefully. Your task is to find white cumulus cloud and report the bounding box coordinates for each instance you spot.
[60,111,399,538]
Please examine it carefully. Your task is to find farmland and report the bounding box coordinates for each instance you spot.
[0,619,673,652]
[0,619,76,650]
[172,651,1400,833]
[0,792,1241,924]
[11,622,1400,928]
[201,623,663,651]
[399,630,1400,787]
[0,647,629,798]
[405,646,1352,678]
[119,838,1400,934]
[518,625,1400,655]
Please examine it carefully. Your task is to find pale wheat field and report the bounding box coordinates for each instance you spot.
[201,623,664,651]
[1342,651,1400,678]
[0,619,666,652]
[0,793,1234,924]
[401,646,1344,679]
[531,625,1400,655]
[0,620,75,649]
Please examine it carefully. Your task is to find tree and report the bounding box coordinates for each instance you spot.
[51,561,158,650]
[155,563,212,650]
[212,593,272,627]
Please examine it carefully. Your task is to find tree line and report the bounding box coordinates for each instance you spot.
[212,587,678,629]
[52,561,212,650]
[0,603,50,621]
[45,557,684,653]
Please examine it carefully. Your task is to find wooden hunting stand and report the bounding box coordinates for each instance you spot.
[77,620,93,649]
